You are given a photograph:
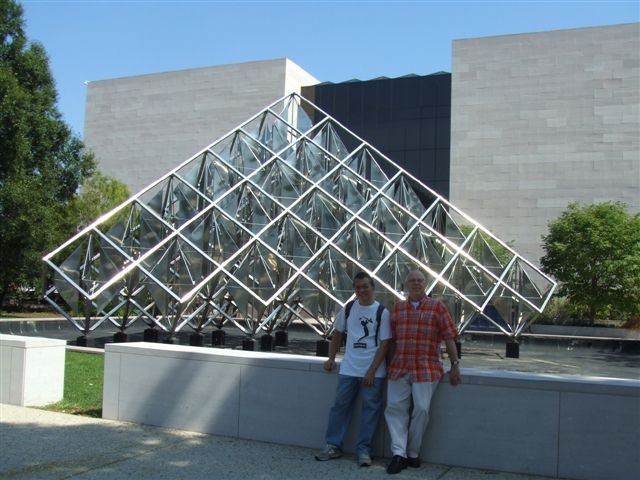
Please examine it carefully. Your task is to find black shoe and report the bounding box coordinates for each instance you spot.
[386,455,407,474]
[407,457,421,468]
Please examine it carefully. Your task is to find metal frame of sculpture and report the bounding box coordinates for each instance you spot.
[42,93,556,346]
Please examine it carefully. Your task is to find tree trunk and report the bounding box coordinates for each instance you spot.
[0,281,8,310]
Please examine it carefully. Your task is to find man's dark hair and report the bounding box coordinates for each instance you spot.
[353,271,375,288]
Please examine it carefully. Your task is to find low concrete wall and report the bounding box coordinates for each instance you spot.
[529,325,640,338]
[0,334,66,406]
[103,342,639,480]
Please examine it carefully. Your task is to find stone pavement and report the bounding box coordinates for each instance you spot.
[0,403,563,480]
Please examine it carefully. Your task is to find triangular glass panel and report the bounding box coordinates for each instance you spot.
[235,184,280,233]
[333,220,385,272]
[250,157,311,207]
[307,121,354,160]
[175,150,238,203]
[505,258,557,310]
[54,243,83,312]
[240,109,299,153]
[381,175,427,221]
[318,164,371,215]
[271,93,318,134]
[370,195,409,245]
[345,146,394,191]
[273,213,317,267]
[439,255,496,309]
[461,227,514,276]
[280,137,340,183]
[399,225,453,273]
[210,130,273,175]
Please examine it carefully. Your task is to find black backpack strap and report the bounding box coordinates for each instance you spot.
[374,303,385,346]
[341,300,354,346]
[344,300,355,322]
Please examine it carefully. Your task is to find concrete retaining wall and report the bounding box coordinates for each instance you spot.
[103,342,639,480]
[0,334,66,406]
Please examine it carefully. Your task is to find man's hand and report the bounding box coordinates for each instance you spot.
[449,365,462,386]
[324,358,336,371]
[363,367,376,386]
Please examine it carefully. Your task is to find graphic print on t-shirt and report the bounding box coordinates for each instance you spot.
[353,316,373,348]
[338,301,390,378]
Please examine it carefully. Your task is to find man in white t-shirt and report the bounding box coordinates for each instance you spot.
[315,271,391,467]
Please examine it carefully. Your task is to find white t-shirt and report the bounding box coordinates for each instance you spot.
[333,300,391,378]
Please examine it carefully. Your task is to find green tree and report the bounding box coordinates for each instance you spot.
[540,201,640,325]
[0,0,95,305]
[69,172,130,231]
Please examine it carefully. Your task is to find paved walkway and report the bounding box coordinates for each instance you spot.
[0,403,560,480]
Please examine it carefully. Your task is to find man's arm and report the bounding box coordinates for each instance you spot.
[324,330,343,372]
[386,337,396,364]
[444,338,461,386]
[363,338,390,385]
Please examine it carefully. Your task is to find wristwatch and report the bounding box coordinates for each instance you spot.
[451,360,460,367]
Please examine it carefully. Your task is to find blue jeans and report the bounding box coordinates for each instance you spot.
[325,374,385,455]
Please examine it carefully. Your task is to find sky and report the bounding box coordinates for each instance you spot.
[20,0,640,137]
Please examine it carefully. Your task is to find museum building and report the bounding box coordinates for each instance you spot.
[84,23,639,265]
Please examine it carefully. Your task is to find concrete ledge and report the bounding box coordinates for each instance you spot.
[426,369,639,480]
[0,334,66,406]
[103,342,640,480]
[103,343,337,447]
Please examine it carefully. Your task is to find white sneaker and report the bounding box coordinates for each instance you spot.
[358,452,372,467]
[315,444,342,461]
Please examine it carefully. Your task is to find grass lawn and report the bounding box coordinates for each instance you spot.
[40,350,104,417]
[0,310,63,319]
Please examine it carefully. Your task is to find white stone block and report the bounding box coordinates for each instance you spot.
[0,334,66,406]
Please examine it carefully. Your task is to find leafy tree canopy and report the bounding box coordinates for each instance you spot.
[0,0,95,305]
[540,201,640,324]
[69,172,130,230]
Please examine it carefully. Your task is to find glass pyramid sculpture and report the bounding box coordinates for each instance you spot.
[43,93,556,343]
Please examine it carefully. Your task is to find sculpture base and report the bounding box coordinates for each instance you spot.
[506,341,520,358]
[315,340,329,357]
[143,328,159,342]
[260,335,274,351]
[275,330,288,347]
[211,330,226,346]
[113,332,128,343]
